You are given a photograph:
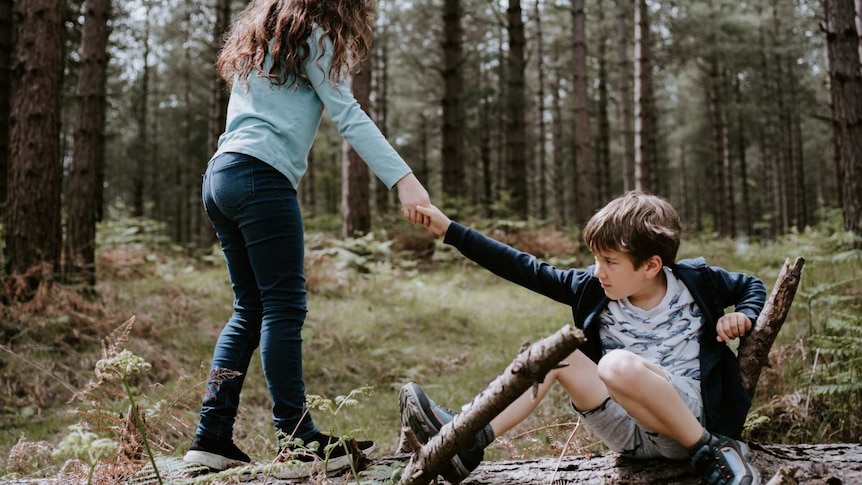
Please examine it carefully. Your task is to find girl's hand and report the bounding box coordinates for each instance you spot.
[396,173,431,225]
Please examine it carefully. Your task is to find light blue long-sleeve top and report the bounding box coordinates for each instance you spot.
[213,28,412,190]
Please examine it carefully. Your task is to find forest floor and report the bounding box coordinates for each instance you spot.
[0,216,860,484]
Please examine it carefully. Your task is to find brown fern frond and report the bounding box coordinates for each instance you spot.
[101,315,136,361]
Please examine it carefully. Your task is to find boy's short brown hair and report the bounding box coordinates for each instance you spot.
[582,191,681,268]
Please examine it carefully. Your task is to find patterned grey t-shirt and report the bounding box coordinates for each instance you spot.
[598,267,703,380]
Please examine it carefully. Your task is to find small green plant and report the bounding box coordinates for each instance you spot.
[53,424,118,485]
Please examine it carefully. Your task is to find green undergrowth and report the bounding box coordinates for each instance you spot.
[1,214,860,483]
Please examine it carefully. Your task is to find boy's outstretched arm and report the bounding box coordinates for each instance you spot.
[415,204,451,237]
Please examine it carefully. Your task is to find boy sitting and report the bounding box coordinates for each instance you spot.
[400,191,764,485]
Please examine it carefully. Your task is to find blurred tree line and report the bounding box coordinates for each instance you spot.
[0,0,860,296]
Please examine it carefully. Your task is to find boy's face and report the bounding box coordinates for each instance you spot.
[592,248,659,302]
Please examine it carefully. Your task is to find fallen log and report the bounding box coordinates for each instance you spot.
[258,443,862,484]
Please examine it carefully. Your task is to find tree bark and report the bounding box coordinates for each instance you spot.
[615,0,635,193]
[596,0,611,205]
[64,0,112,289]
[201,0,232,249]
[398,324,586,485]
[373,26,391,216]
[534,0,546,220]
[420,443,861,485]
[633,0,657,194]
[441,0,464,199]
[825,0,862,247]
[0,0,12,217]
[571,0,595,225]
[341,56,373,238]
[131,4,151,219]
[5,0,65,291]
[505,0,527,219]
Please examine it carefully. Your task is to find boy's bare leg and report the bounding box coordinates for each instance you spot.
[490,350,608,436]
[597,349,703,447]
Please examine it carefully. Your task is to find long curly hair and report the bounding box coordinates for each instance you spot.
[216,0,375,87]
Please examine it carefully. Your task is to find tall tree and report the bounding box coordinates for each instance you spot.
[341,56,373,238]
[5,0,65,291]
[506,0,528,218]
[64,0,112,288]
[207,0,230,159]
[615,0,635,192]
[0,0,12,216]
[824,0,862,246]
[201,0,231,249]
[571,0,595,225]
[373,17,392,216]
[534,0,547,220]
[595,0,612,204]
[633,0,657,194]
[131,2,151,219]
[441,0,464,199]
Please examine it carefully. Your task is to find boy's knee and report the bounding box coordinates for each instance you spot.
[597,350,644,387]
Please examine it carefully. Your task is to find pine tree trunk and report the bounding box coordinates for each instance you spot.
[571,0,594,225]
[341,57,373,239]
[757,5,777,239]
[551,66,565,227]
[201,0,231,249]
[633,0,657,194]
[596,0,611,205]
[534,0,547,220]
[0,0,12,218]
[734,78,753,237]
[374,33,391,216]
[506,0,527,218]
[207,0,230,159]
[131,5,151,219]
[64,0,111,289]
[786,58,807,230]
[615,0,635,193]
[825,0,862,247]
[5,0,65,292]
[441,0,464,199]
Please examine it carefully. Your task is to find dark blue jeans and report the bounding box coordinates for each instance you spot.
[197,152,318,442]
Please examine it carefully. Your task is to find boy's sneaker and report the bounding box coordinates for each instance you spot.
[399,382,487,484]
[183,434,251,470]
[690,434,761,485]
[272,432,375,479]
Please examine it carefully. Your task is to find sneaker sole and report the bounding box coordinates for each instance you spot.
[736,442,761,485]
[183,449,250,471]
[399,383,471,482]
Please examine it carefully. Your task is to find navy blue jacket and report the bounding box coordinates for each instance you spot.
[444,222,767,439]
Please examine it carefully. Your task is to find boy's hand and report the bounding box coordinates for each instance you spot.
[415,204,451,237]
[716,312,753,342]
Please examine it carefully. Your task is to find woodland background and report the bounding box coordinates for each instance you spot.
[0,0,861,484]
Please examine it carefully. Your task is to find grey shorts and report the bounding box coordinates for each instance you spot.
[573,374,704,460]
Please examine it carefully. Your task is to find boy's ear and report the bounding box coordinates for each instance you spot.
[644,255,663,277]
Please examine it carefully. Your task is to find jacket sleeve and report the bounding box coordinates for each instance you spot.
[444,222,589,306]
[706,264,767,323]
